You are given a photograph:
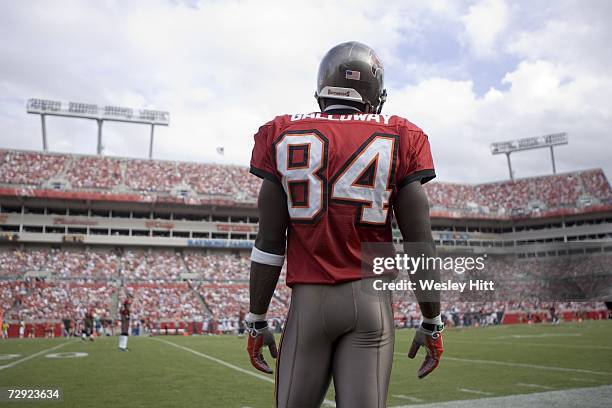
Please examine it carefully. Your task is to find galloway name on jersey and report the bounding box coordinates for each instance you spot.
[291,112,393,125]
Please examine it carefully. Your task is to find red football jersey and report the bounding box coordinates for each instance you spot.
[250,111,435,286]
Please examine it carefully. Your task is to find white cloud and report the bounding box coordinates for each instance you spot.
[506,17,612,76]
[382,0,612,182]
[0,0,418,163]
[461,0,509,58]
[387,54,612,181]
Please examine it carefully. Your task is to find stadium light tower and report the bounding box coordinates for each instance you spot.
[27,98,170,158]
[490,133,568,180]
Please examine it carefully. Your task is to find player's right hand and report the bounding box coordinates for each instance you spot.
[407,324,444,379]
[245,320,278,374]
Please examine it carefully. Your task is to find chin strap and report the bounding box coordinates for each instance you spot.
[376,89,387,114]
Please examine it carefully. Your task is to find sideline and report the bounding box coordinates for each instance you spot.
[390,385,612,408]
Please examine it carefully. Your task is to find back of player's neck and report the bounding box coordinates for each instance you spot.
[323,104,364,114]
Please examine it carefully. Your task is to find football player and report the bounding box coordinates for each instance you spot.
[82,308,94,341]
[2,320,8,339]
[245,41,444,407]
[119,299,130,351]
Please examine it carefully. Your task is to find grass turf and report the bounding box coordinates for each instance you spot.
[1,320,611,407]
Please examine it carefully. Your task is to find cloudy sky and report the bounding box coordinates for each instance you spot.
[0,0,610,183]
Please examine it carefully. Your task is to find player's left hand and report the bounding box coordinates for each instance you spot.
[407,324,444,379]
[245,320,278,374]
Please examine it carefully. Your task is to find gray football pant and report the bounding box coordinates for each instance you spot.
[275,280,394,408]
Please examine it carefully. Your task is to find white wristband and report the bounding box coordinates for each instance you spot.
[245,312,267,323]
[251,246,285,266]
[422,315,443,325]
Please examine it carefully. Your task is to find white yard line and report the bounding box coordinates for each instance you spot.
[457,388,494,396]
[570,378,599,383]
[392,394,424,402]
[153,338,337,407]
[516,383,554,390]
[444,356,612,376]
[394,353,612,376]
[154,337,274,383]
[495,333,582,339]
[0,340,73,371]
[450,339,612,350]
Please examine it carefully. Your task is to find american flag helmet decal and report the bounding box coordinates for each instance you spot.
[345,70,361,80]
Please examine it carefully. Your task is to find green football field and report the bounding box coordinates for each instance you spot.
[1,320,611,407]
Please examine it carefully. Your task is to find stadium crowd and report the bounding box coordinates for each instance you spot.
[0,150,67,186]
[1,149,609,213]
[0,246,609,333]
[0,150,259,198]
[198,283,288,321]
[391,254,611,327]
[0,248,49,277]
[581,170,612,200]
[6,281,115,321]
[48,249,120,279]
[120,250,186,281]
[184,253,250,281]
[423,170,606,212]
[65,156,122,189]
[123,283,203,322]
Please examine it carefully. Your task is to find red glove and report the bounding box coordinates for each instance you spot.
[408,324,444,379]
[246,320,278,374]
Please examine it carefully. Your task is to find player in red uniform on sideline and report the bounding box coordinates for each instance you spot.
[119,298,131,351]
[245,41,444,407]
[82,308,94,341]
